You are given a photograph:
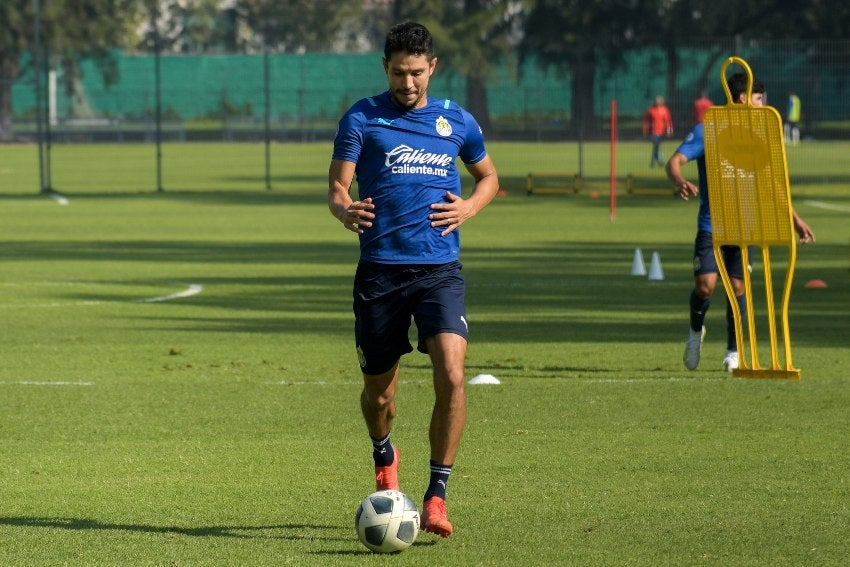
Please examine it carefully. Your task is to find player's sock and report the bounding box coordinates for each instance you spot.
[726,294,748,351]
[689,290,711,332]
[424,461,452,501]
[370,433,394,467]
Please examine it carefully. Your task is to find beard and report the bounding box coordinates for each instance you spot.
[391,88,425,109]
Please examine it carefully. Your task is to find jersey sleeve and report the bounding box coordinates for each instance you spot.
[674,123,704,161]
[457,107,488,165]
[332,103,367,164]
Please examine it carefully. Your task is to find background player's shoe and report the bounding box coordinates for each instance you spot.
[723,351,739,372]
[683,326,706,370]
[421,496,453,537]
[375,446,400,491]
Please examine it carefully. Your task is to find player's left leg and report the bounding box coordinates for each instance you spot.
[409,261,467,537]
[722,247,749,372]
[422,332,467,537]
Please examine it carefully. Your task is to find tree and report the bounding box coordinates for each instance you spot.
[0,0,137,141]
[521,0,643,137]
[390,0,529,136]
[234,0,366,53]
[641,0,833,127]
[137,0,236,54]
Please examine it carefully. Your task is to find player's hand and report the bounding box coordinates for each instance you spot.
[794,216,815,244]
[675,180,698,200]
[339,198,375,234]
[429,192,474,236]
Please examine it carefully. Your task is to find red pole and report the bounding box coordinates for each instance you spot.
[610,99,617,221]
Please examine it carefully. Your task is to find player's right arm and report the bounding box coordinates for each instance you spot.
[665,152,698,200]
[328,159,374,234]
[792,209,815,244]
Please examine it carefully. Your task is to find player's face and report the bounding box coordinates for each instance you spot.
[737,92,765,107]
[383,52,436,110]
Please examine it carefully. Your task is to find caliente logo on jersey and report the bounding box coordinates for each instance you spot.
[385,144,451,177]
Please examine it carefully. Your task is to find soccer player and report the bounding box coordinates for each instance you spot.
[643,95,674,167]
[666,73,815,372]
[692,90,713,124]
[785,91,802,145]
[327,22,499,538]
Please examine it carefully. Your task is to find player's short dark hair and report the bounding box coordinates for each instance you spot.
[384,22,434,61]
[727,72,766,102]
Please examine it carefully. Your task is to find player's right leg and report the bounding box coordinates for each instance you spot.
[684,232,718,370]
[353,262,414,492]
[361,363,402,491]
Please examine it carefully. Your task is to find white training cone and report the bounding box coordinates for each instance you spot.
[648,251,665,281]
[631,248,646,276]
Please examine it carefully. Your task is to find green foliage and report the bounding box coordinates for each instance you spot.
[0,1,138,138]
[0,141,848,564]
[237,0,365,52]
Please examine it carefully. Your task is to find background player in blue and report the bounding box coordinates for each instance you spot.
[666,73,815,373]
[327,22,499,538]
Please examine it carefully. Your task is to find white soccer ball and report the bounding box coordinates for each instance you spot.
[355,489,420,553]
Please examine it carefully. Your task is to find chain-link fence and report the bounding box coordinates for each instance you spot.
[6,38,850,192]
[10,39,850,142]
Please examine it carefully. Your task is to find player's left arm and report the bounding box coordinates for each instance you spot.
[428,155,499,236]
[791,209,815,244]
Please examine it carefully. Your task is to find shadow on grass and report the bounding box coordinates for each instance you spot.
[1,237,845,346]
[0,187,324,206]
[0,516,347,542]
[0,515,439,557]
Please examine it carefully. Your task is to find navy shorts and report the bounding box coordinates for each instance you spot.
[692,230,749,278]
[353,260,468,375]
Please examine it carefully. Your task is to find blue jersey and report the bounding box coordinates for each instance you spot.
[332,91,488,264]
[674,123,713,233]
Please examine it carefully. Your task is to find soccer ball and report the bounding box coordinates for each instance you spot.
[355,489,420,553]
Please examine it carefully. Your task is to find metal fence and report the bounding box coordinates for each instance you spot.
[5,38,850,194]
[9,38,850,144]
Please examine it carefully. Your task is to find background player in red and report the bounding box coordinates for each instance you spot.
[643,95,673,167]
[692,90,713,124]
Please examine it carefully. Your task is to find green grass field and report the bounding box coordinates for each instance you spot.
[1,141,848,565]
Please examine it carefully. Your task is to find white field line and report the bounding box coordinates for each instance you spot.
[267,379,427,386]
[585,376,727,383]
[267,377,723,386]
[132,283,204,303]
[49,192,70,205]
[801,199,850,213]
[0,381,95,386]
[0,283,203,307]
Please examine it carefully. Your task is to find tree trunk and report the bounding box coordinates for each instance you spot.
[465,71,493,137]
[571,50,596,138]
[665,45,681,131]
[0,52,19,142]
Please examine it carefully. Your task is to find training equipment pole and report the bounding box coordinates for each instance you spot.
[264,43,271,190]
[32,0,47,193]
[610,99,617,221]
[151,8,163,192]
